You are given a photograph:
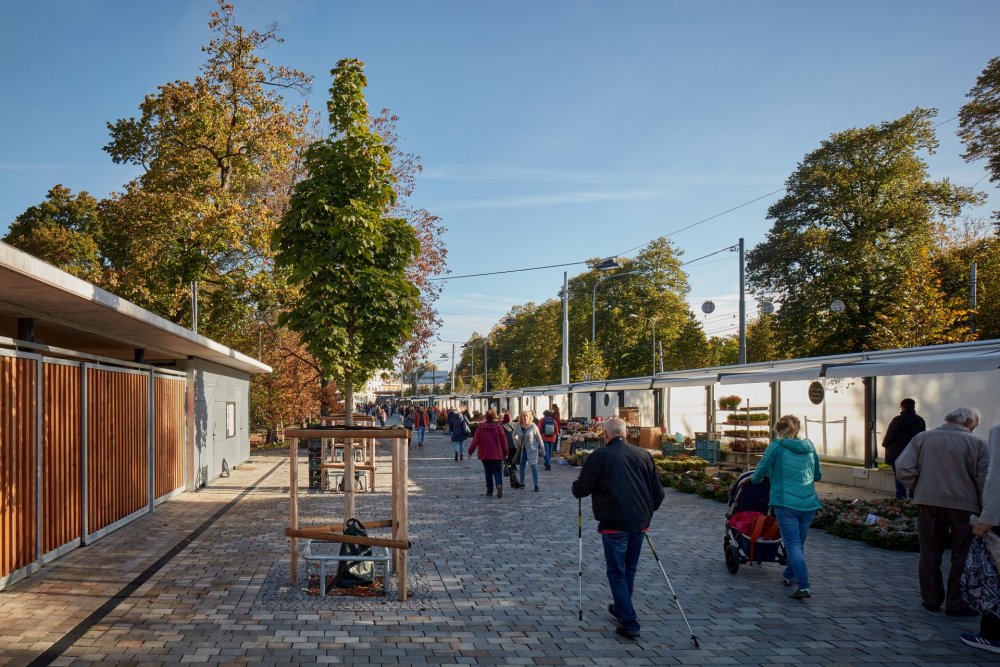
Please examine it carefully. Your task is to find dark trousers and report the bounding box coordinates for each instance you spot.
[602,531,644,634]
[890,461,909,499]
[917,505,974,612]
[481,460,503,493]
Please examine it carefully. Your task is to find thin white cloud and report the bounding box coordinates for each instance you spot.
[0,164,118,172]
[422,164,784,189]
[434,189,665,211]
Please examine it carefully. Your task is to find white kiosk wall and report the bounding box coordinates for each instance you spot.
[879,370,1000,441]
[666,386,708,436]
[781,379,866,461]
[623,390,655,426]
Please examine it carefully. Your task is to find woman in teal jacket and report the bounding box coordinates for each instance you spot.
[751,414,823,600]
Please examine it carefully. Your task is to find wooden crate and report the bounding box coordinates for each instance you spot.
[618,407,640,424]
[638,427,661,449]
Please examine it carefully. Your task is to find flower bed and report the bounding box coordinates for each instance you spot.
[726,413,770,425]
[812,498,918,551]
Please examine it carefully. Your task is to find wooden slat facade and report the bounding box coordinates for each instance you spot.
[154,377,185,499]
[42,362,82,553]
[86,368,149,534]
[0,354,38,582]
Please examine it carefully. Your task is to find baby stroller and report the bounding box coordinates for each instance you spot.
[723,470,786,574]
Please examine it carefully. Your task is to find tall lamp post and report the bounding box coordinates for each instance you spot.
[629,314,659,375]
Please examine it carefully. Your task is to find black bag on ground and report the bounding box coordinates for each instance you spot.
[331,518,375,590]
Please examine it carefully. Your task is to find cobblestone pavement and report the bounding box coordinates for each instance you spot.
[0,419,994,665]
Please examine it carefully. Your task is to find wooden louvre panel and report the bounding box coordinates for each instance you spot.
[0,355,38,580]
[154,377,185,498]
[86,368,149,534]
[42,363,82,553]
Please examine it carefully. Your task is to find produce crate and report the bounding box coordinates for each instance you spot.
[695,439,721,464]
[661,442,685,456]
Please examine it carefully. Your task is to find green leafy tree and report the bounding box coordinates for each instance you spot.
[747,108,982,357]
[663,311,713,370]
[934,229,1000,339]
[491,362,514,390]
[572,339,609,381]
[102,1,312,342]
[706,336,739,366]
[3,185,104,281]
[959,55,1000,227]
[272,58,419,419]
[745,313,787,363]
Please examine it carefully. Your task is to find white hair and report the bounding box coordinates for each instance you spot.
[604,417,627,439]
[945,407,980,425]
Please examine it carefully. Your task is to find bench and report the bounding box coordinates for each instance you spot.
[301,539,392,598]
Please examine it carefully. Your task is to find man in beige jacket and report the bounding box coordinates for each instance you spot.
[896,407,989,616]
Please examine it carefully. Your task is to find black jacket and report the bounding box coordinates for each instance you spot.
[572,437,665,532]
[881,409,927,465]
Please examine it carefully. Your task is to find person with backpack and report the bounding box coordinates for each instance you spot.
[751,414,823,600]
[516,409,543,491]
[413,406,429,447]
[468,410,509,497]
[537,409,560,470]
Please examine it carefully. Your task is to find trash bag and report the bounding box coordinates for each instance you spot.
[331,518,375,590]
[961,535,1000,618]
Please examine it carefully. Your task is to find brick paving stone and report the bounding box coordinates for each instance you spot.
[0,417,997,665]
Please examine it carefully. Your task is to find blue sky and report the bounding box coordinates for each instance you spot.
[2,1,998,367]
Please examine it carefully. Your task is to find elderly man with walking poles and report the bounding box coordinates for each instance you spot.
[572,417,664,640]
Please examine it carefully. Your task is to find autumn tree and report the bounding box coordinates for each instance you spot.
[372,111,448,364]
[959,55,1000,228]
[273,58,419,420]
[870,247,970,348]
[745,313,787,363]
[3,185,104,281]
[491,362,514,390]
[102,1,312,343]
[747,108,982,357]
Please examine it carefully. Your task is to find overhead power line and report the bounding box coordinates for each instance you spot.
[429,189,784,281]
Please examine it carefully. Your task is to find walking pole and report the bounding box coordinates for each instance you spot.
[645,533,699,648]
[578,497,584,621]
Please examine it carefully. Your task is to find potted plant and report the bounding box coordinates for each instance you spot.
[718,395,742,411]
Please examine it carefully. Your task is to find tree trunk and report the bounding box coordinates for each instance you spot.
[344,371,354,427]
[320,377,331,416]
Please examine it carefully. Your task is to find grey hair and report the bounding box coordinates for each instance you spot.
[945,407,980,425]
[604,417,627,439]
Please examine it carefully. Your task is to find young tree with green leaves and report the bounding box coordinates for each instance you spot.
[491,362,514,391]
[572,339,609,381]
[959,55,1000,228]
[272,59,419,421]
[747,108,982,357]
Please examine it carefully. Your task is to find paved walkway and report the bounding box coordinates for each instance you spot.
[0,419,993,665]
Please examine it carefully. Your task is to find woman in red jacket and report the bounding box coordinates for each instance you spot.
[468,409,509,497]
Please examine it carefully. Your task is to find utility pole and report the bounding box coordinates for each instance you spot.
[562,271,570,385]
[484,341,489,393]
[450,343,456,394]
[738,237,746,365]
[971,261,978,337]
[191,281,198,334]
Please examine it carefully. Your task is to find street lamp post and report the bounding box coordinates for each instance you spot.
[629,314,658,375]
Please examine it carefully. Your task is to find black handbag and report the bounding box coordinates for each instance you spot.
[331,518,375,590]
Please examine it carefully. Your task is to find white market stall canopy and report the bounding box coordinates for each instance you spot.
[824,350,1000,378]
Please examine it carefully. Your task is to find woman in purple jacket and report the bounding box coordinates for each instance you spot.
[468,410,509,497]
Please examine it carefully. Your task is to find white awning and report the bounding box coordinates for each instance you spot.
[652,373,718,388]
[604,377,654,390]
[719,366,824,385]
[569,381,607,392]
[824,351,1000,378]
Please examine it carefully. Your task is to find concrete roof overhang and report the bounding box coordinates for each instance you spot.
[0,243,270,374]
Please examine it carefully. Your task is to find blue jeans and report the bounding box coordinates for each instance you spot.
[774,507,816,590]
[417,425,426,444]
[453,439,465,456]
[602,531,644,634]
[482,460,503,493]
[543,441,553,467]
[519,449,539,488]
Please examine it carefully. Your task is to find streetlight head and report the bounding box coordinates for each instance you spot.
[830,299,846,313]
[597,258,621,271]
[701,300,716,315]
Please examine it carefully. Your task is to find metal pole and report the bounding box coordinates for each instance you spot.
[191,281,198,334]
[658,340,664,374]
[592,278,600,342]
[652,324,656,376]
[971,261,978,337]
[450,343,456,394]
[484,341,489,393]
[562,272,570,385]
[738,238,746,365]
